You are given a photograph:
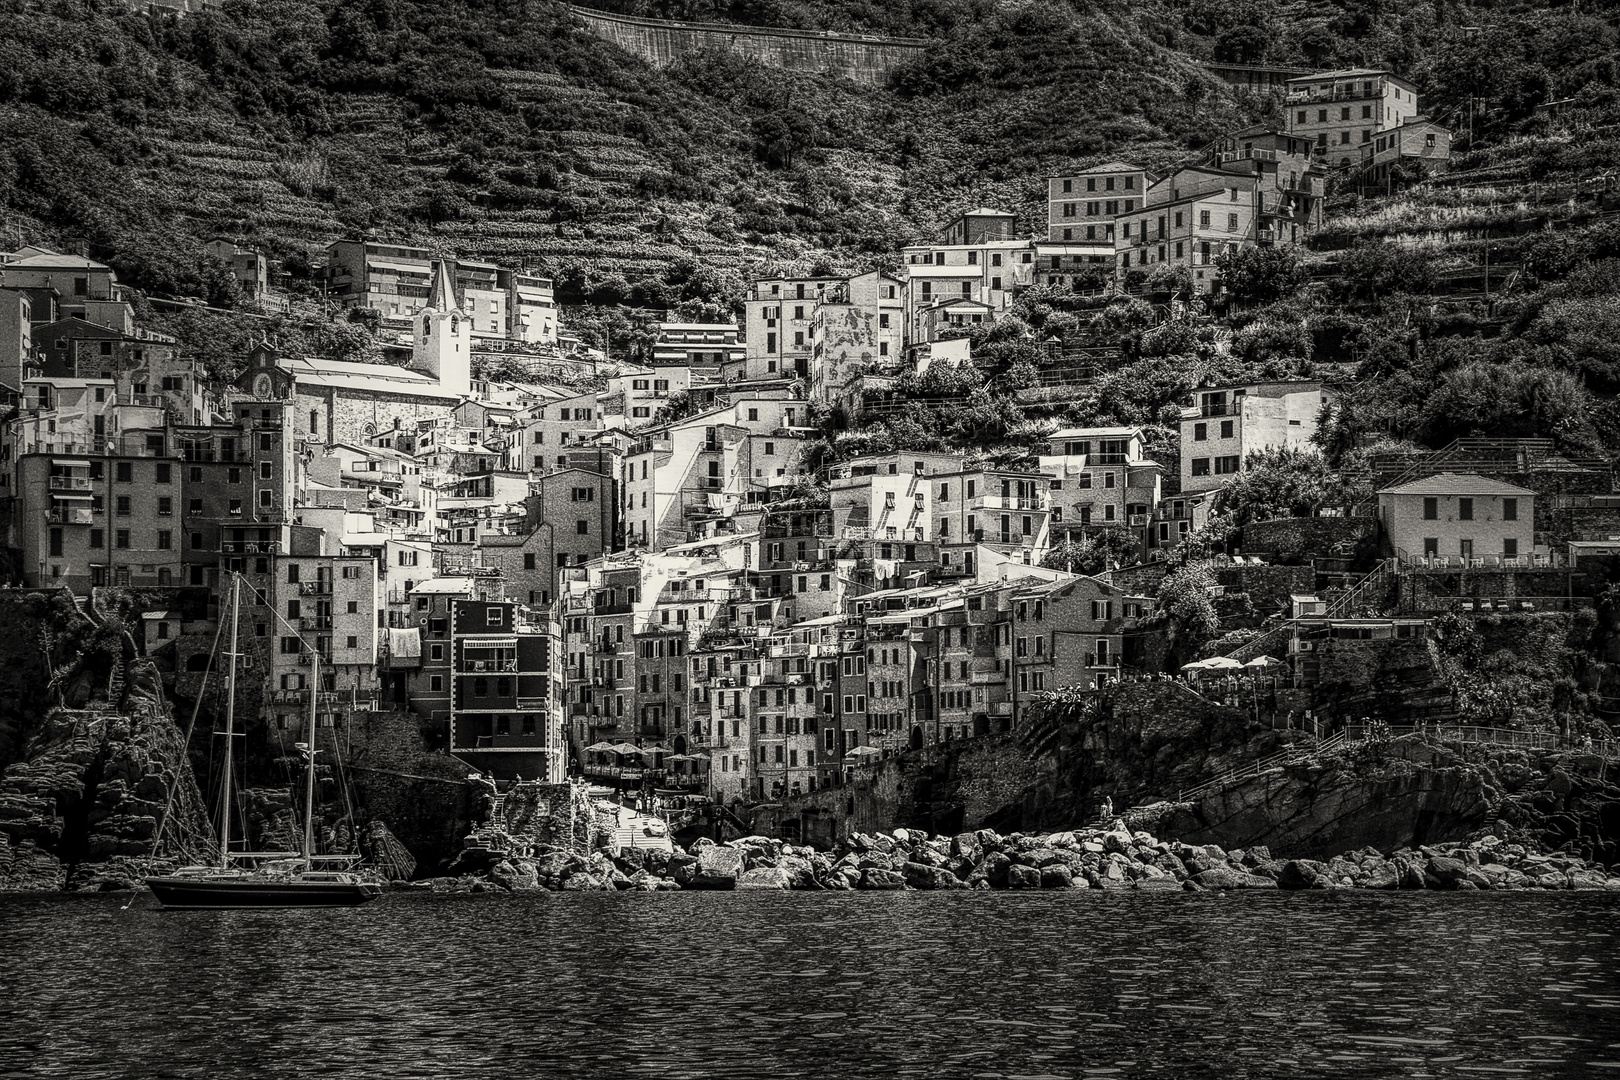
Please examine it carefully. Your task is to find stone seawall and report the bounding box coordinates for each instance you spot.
[566,4,931,85]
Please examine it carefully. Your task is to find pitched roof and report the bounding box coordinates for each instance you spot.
[1289,67,1396,82]
[1377,473,1535,497]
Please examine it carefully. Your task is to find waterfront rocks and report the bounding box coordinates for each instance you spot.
[692,846,744,889]
[456,814,1620,895]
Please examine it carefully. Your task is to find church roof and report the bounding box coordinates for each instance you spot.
[426,259,461,313]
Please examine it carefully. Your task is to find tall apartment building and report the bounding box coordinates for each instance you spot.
[499,269,558,344]
[1038,426,1162,548]
[741,277,842,382]
[1117,138,1321,293]
[1046,163,1149,244]
[453,260,506,341]
[652,323,744,380]
[902,208,1035,344]
[1283,69,1420,166]
[1179,380,1334,494]
[323,241,435,317]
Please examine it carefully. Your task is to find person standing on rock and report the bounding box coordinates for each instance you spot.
[1101,796,1113,822]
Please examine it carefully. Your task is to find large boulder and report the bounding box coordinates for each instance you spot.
[951,832,982,862]
[1568,868,1619,891]
[488,859,540,891]
[1006,864,1042,889]
[860,868,907,890]
[1425,856,1470,888]
[777,855,819,890]
[561,872,606,891]
[691,846,745,890]
[967,852,1011,888]
[1355,858,1400,890]
[737,866,793,889]
[1039,864,1075,889]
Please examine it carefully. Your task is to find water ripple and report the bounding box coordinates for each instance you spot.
[1,892,1618,1077]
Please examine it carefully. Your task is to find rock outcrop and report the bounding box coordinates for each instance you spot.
[441,821,1620,894]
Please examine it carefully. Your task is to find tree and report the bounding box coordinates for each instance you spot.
[1214,247,1305,305]
[653,390,704,426]
[752,109,815,169]
[1040,528,1139,574]
[1156,563,1221,668]
[1211,447,1366,527]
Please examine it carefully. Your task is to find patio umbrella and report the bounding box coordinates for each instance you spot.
[1198,656,1244,671]
[639,745,673,757]
[583,741,616,753]
[1244,655,1283,669]
[609,742,642,755]
[847,746,882,759]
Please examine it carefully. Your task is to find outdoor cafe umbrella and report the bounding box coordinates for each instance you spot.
[1244,655,1284,669]
[847,746,883,759]
[584,741,616,753]
[639,745,674,757]
[609,742,643,755]
[1182,656,1242,672]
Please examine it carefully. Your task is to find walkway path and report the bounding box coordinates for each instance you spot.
[606,802,674,853]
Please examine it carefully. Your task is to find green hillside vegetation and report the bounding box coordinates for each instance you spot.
[3,0,1620,468]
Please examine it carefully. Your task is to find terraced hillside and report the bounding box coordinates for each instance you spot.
[0,0,1252,304]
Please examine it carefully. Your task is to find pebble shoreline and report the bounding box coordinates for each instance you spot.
[425,824,1620,893]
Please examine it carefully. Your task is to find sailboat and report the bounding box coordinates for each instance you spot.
[145,575,382,909]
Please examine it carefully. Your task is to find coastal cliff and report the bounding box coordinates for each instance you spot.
[0,591,215,891]
[755,681,1620,863]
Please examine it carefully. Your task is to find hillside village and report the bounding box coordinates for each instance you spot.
[4,32,1620,855]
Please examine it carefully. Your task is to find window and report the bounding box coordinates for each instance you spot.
[1423,497,1438,521]
[1459,498,1473,521]
[1502,498,1517,522]
[1220,420,1233,439]
[155,463,172,484]
[1193,423,1207,442]
[1214,456,1241,475]
[116,496,131,516]
[115,462,132,483]
[576,520,589,535]
[1199,210,1210,228]
[1191,458,1211,477]
[157,496,173,515]
[156,530,172,550]
[1227,214,1239,232]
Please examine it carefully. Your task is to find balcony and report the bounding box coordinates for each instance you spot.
[299,616,333,630]
[48,476,92,491]
[220,541,281,554]
[47,507,94,525]
[299,580,332,596]
[1186,401,1242,418]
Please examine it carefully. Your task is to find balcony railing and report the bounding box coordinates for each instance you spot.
[220,540,280,554]
[299,580,332,595]
[46,507,94,525]
[299,616,333,630]
[48,476,92,491]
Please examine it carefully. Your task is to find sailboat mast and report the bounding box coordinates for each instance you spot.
[304,650,319,870]
[219,573,242,868]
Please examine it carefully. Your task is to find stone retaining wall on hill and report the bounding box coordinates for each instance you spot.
[566,4,931,85]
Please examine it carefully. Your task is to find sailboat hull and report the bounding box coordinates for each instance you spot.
[145,876,383,909]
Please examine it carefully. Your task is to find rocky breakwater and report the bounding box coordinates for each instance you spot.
[427,823,1620,893]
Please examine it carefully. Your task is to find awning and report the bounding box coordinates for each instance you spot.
[51,459,91,468]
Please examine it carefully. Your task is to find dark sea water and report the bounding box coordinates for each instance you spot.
[3,891,1620,1079]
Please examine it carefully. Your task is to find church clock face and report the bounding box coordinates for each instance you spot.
[253,373,273,400]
